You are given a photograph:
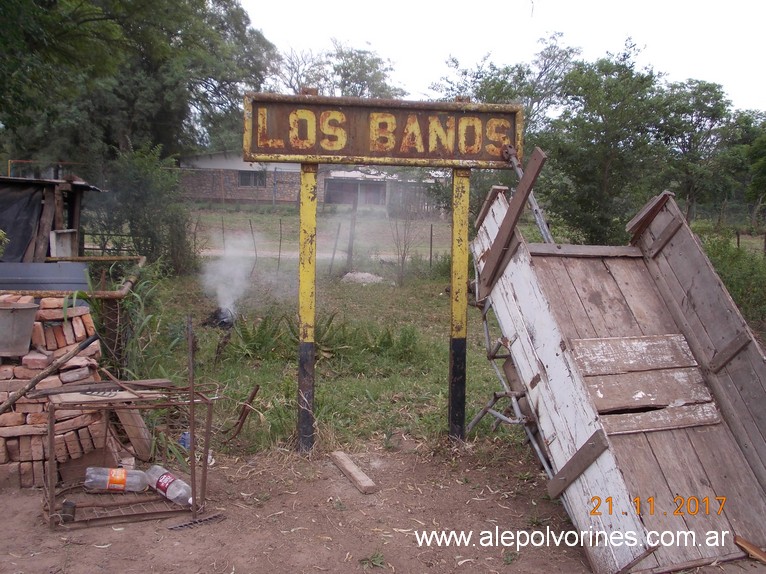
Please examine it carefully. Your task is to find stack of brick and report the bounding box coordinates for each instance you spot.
[0,294,116,489]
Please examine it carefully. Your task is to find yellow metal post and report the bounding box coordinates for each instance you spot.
[449,168,470,439]
[298,163,318,451]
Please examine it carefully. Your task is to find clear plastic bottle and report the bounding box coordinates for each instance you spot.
[145,464,193,506]
[84,467,149,492]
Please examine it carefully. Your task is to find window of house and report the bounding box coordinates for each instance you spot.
[238,170,266,187]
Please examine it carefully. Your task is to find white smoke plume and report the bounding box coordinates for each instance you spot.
[201,236,255,313]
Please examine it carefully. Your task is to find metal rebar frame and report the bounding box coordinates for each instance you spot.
[468,258,554,480]
[44,389,214,529]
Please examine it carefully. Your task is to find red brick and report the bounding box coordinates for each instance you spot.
[17,295,35,304]
[0,462,21,489]
[81,313,97,336]
[0,294,20,303]
[0,365,14,380]
[36,306,90,321]
[60,367,91,384]
[40,297,65,309]
[0,413,26,427]
[62,320,76,345]
[61,356,95,370]
[21,351,53,369]
[30,436,45,461]
[18,436,32,461]
[0,437,7,464]
[78,427,95,453]
[13,365,43,379]
[31,322,46,347]
[52,325,67,348]
[19,461,33,487]
[26,413,48,425]
[44,326,58,350]
[72,316,87,342]
[54,434,69,463]
[12,403,44,414]
[37,375,62,390]
[63,431,83,460]
[5,438,19,461]
[32,460,45,487]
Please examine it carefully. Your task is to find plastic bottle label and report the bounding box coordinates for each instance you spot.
[107,468,127,491]
[155,471,176,494]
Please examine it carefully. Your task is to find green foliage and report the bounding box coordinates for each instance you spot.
[698,229,766,331]
[90,144,199,275]
[228,315,289,361]
[359,550,385,569]
[538,42,665,244]
[0,229,7,256]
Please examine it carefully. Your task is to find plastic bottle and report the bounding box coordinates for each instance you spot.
[145,464,193,506]
[84,467,149,492]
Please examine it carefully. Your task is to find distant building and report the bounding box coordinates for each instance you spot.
[178,151,442,212]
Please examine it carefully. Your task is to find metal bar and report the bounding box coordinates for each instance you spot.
[297,163,318,451]
[449,168,470,440]
[187,316,197,519]
[47,402,57,529]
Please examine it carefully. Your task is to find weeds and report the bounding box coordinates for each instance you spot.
[358,550,385,569]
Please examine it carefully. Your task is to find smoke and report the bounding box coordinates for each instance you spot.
[201,236,255,313]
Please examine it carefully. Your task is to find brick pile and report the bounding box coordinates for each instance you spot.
[0,294,116,489]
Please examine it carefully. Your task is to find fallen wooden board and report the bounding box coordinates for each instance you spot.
[330,451,378,494]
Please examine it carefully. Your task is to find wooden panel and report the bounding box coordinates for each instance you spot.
[474,185,506,230]
[472,199,650,572]
[561,257,643,338]
[603,258,678,336]
[478,148,547,294]
[571,334,697,376]
[688,424,766,545]
[602,404,720,435]
[708,331,750,374]
[646,429,740,559]
[533,256,596,340]
[33,188,56,262]
[548,429,609,498]
[647,216,683,258]
[585,368,712,413]
[611,433,701,567]
[528,244,642,258]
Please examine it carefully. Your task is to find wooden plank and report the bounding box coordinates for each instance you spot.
[115,408,152,461]
[602,404,721,435]
[474,194,651,571]
[63,430,83,459]
[647,216,683,258]
[585,368,712,413]
[33,188,56,261]
[532,256,597,340]
[528,244,642,258]
[626,191,673,240]
[709,331,751,374]
[474,185,506,230]
[611,433,701,567]
[547,429,609,498]
[571,334,697,377]
[646,429,740,559]
[688,424,766,544]
[478,148,547,294]
[562,257,643,338]
[603,258,678,336]
[330,451,378,494]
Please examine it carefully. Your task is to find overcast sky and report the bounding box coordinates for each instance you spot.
[242,0,764,112]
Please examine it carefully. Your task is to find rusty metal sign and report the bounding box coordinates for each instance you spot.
[244,93,523,169]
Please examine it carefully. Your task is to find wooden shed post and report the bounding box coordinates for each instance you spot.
[297,163,318,452]
[449,168,470,439]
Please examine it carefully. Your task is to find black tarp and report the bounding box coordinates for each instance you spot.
[0,185,43,262]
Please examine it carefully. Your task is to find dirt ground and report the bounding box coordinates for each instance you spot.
[3,436,766,574]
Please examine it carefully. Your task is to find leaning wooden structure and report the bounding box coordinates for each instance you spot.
[471,189,766,573]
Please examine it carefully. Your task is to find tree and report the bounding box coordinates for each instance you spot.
[269,49,332,95]
[749,130,766,225]
[433,34,580,136]
[87,144,197,274]
[537,42,664,244]
[2,0,278,166]
[656,80,733,221]
[328,40,407,99]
